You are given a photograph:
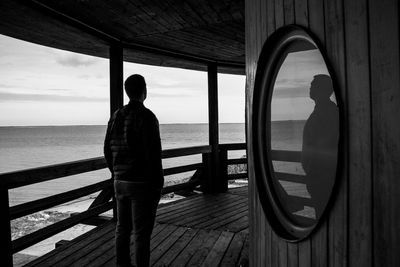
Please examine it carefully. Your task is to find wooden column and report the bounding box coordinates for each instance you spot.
[109,43,124,115]
[109,43,124,219]
[0,189,12,267]
[206,63,227,193]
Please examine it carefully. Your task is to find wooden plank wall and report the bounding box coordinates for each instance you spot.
[245,0,400,266]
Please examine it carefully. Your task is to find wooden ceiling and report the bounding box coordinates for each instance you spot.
[0,0,245,74]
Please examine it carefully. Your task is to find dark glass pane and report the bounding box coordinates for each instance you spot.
[269,41,339,226]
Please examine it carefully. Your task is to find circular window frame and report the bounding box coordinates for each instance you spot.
[252,25,344,241]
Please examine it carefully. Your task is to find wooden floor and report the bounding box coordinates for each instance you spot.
[25,186,249,267]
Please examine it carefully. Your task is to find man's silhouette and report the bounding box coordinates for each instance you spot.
[104,74,164,267]
[301,74,339,218]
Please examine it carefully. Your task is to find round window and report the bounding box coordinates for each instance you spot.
[252,26,342,240]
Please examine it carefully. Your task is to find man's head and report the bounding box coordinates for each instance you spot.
[310,74,333,101]
[124,74,147,102]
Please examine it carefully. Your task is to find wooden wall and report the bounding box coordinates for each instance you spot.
[245,0,400,266]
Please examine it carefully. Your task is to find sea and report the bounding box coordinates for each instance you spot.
[0,123,247,206]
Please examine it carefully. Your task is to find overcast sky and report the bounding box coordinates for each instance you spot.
[0,34,331,126]
[272,49,330,121]
[0,34,246,126]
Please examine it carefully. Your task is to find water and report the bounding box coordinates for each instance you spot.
[0,124,246,206]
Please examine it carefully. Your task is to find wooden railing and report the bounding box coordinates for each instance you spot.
[0,145,212,263]
[0,141,309,265]
[219,143,248,182]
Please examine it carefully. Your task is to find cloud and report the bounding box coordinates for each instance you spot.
[78,74,91,80]
[0,91,107,103]
[149,92,196,98]
[150,80,202,91]
[0,83,21,89]
[272,86,309,99]
[55,55,98,67]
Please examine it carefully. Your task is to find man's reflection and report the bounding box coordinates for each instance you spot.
[301,74,339,218]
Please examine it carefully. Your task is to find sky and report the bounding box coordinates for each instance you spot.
[0,34,331,126]
[271,49,331,121]
[0,34,246,126]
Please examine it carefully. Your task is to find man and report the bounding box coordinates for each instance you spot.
[301,74,339,218]
[104,74,164,267]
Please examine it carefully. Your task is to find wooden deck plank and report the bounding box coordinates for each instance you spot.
[219,232,247,266]
[157,194,234,220]
[166,196,246,220]
[168,229,215,266]
[164,196,247,228]
[73,232,115,267]
[152,228,199,267]
[194,202,248,229]
[201,231,235,267]
[26,221,115,267]
[228,186,248,196]
[156,194,205,216]
[157,192,235,217]
[157,193,240,222]
[90,223,168,267]
[205,209,248,231]
[236,234,249,267]
[219,214,249,233]
[150,226,188,265]
[185,230,222,266]
[150,224,179,251]
[51,232,113,267]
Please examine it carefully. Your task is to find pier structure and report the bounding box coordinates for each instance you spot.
[1,0,400,266]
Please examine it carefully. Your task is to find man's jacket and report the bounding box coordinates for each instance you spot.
[104,101,164,189]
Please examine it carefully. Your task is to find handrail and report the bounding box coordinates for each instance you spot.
[0,157,107,190]
[162,145,211,158]
[271,150,302,162]
[0,145,212,190]
[164,163,203,176]
[219,143,246,151]
[10,180,112,220]
[227,158,247,165]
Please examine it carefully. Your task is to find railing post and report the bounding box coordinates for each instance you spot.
[201,152,212,193]
[219,147,228,191]
[0,189,13,267]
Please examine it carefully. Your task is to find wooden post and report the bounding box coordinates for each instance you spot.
[201,152,212,192]
[219,147,229,187]
[0,189,13,267]
[109,43,124,219]
[207,63,227,193]
[109,43,124,115]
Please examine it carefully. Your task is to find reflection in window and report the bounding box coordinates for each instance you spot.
[270,42,339,226]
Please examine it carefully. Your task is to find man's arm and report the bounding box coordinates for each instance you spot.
[145,114,164,184]
[104,111,119,174]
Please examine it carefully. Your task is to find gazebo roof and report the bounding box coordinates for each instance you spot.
[0,0,245,74]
